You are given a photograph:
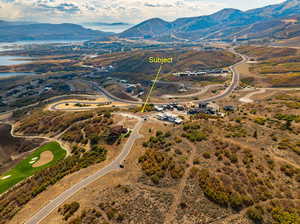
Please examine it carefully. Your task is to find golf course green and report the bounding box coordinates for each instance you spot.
[0,141,66,194]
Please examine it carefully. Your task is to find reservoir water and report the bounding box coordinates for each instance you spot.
[0,72,36,78]
[0,40,84,78]
[0,56,33,66]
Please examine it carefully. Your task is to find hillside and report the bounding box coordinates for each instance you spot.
[236,45,300,87]
[91,49,240,81]
[119,18,172,39]
[0,22,112,42]
[0,124,44,174]
[119,0,300,42]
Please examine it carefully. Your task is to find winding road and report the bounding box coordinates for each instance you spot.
[25,113,143,224]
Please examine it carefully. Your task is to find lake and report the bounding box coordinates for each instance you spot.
[0,72,36,78]
[84,24,132,33]
[0,40,84,78]
[0,56,33,66]
[0,40,85,66]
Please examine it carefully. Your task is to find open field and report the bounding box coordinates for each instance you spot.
[0,142,66,194]
[236,45,300,87]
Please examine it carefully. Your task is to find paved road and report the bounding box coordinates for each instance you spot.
[48,101,109,111]
[196,49,248,103]
[0,94,100,117]
[25,113,143,224]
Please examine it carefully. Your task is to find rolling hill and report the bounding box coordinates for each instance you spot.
[0,22,112,42]
[119,0,300,42]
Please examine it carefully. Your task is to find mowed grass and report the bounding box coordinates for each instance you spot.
[0,142,66,194]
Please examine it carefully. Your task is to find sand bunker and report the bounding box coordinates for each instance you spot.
[32,151,54,167]
[29,157,38,164]
[1,175,11,180]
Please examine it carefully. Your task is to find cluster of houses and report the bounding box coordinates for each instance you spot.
[119,80,145,97]
[173,68,228,77]
[153,102,235,124]
[154,103,185,112]
[5,78,56,98]
[188,102,235,116]
[188,102,220,115]
[156,113,183,124]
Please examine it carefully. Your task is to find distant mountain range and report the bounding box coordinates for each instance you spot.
[84,22,130,27]
[0,22,112,42]
[1,0,300,43]
[119,0,300,42]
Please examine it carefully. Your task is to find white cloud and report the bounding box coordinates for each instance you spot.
[0,0,287,24]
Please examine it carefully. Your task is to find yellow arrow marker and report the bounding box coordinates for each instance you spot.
[141,65,162,113]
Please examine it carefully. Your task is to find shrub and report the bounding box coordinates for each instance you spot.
[254,117,267,125]
[151,174,160,185]
[271,207,300,224]
[280,164,297,177]
[246,206,264,224]
[59,202,80,221]
[183,130,207,142]
[203,152,211,159]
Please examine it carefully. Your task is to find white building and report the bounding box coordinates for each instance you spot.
[156,113,183,124]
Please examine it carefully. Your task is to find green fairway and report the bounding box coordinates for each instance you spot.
[0,141,66,194]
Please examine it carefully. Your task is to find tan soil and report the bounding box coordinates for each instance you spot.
[0,112,12,121]
[32,151,54,168]
[236,63,269,88]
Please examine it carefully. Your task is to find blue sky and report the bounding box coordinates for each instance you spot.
[0,0,286,24]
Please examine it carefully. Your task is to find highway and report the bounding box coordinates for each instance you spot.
[25,113,143,224]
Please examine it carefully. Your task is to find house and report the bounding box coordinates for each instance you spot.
[154,105,164,112]
[156,113,183,124]
[199,102,220,115]
[110,126,128,136]
[107,125,128,144]
[224,105,236,111]
[188,102,220,115]
[176,105,185,111]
